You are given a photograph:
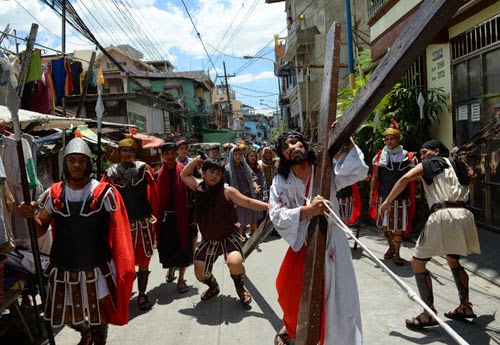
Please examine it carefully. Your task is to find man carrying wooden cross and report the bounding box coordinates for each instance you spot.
[269,130,368,345]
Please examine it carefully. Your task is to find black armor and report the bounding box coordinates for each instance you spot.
[51,183,112,270]
[378,159,411,199]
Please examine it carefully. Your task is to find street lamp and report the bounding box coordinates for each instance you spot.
[243,55,283,131]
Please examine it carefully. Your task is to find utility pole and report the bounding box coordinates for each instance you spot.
[223,61,235,129]
[62,0,66,54]
[13,29,19,55]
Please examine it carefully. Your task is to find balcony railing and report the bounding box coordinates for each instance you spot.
[368,0,390,18]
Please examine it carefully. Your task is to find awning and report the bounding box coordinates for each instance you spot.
[34,126,119,147]
[77,125,118,147]
[0,105,87,131]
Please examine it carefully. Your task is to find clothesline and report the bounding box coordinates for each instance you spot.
[0,30,95,64]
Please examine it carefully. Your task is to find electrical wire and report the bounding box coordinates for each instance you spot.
[13,0,92,46]
[180,0,219,78]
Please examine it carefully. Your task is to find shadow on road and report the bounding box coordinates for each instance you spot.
[128,282,200,321]
[388,313,496,344]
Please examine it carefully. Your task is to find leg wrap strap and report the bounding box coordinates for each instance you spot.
[200,274,218,289]
[415,271,434,307]
[136,270,151,295]
[231,273,245,290]
[90,324,109,345]
[451,266,469,303]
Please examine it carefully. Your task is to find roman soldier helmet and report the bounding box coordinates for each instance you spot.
[382,118,401,139]
[118,137,137,150]
[63,132,93,177]
[64,137,92,159]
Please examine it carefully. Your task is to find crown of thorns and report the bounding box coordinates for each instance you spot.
[274,131,308,153]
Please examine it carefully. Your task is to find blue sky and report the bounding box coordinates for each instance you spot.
[0,0,285,111]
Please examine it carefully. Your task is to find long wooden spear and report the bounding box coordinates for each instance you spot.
[6,23,56,345]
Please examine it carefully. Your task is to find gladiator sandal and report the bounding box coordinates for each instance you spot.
[69,322,92,345]
[383,231,395,260]
[406,271,438,329]
[415,271,434,308]
[136,270,152,310]
[393,234,404,266]
[444,266,477,320]
[90,324,109,345]
[231,273,252,306]
[199,275,220,301]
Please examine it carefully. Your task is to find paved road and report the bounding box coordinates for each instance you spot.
[2,225,499,344]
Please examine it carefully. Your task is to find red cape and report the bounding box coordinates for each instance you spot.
[156,162,189,251]
[102,164,160,266]
[368,151,416,235]
[347,183,361,225]
[50,181,135,326]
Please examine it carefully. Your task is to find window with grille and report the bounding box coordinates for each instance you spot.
[451,14,499,60]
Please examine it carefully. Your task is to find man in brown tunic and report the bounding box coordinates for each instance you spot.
[180,157,268,305]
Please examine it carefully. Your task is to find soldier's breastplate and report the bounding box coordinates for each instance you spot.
[378,161,410,199]
[336,185,353,199]
[51,193,111,270]
[117,180,152,221]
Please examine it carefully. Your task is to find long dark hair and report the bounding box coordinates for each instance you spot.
[274,131,316,179]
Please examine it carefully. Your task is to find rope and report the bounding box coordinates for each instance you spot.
[317,197,470,345]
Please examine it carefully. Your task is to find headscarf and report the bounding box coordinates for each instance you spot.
[261,147,275,166]
[420,140,471,186]
[274,131,316,179]
[227,147,255,198]
[246,150,263,175]
[421,140,449,157]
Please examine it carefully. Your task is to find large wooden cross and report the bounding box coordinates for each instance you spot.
[296,1,468,344]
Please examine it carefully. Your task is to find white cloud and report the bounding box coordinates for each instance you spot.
[0,0,285,107]
[232,71,276,84]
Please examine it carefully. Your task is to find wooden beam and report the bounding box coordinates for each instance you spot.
[329,0,468,157]
[15,23,38,97]
[76,51,96,118]
[295,22,341,345]
[242,216,274,258]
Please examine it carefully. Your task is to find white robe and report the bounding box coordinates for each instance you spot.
[269,146,368,345]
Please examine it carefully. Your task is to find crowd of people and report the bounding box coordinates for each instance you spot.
[16,121,481,345]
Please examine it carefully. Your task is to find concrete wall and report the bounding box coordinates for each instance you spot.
[126,100,165,133]
[369,0,421,41]
[426,43,453,148]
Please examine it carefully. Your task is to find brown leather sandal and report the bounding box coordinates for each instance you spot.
[405,312,438,329]
[177,280,189,294]
[236,287,252,306]
[393,254,405,266]
[137,293,153,311]
[444,303,477,320]
[201,284,220,301]
[384,246,395,260]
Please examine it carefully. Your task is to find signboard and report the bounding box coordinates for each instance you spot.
[471,103,481,122]
[129,112,147,132]
[458,105,468,121]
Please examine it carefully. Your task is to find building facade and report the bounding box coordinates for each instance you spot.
[267,0,370,136]
[368,0,500,231]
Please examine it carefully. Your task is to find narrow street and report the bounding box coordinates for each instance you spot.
[5,225,498,345]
